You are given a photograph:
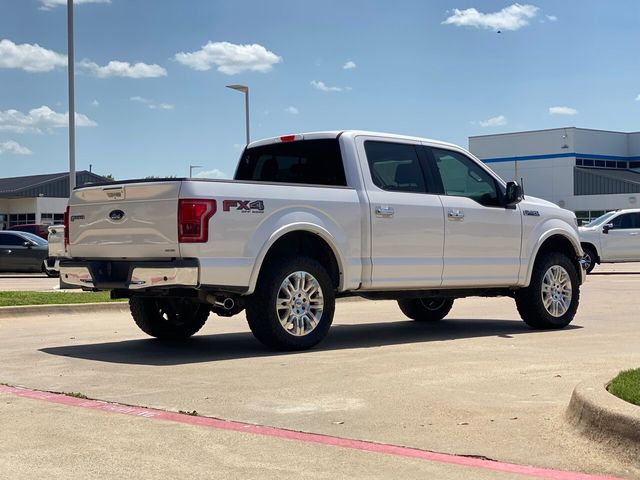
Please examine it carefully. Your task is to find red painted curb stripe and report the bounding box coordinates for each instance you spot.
[0,384,622,480]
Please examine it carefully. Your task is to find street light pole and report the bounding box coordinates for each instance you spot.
[189,165,202,178]
[67,0,76,192]
[226,84,250,145]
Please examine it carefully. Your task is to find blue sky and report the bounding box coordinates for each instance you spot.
[1,0,639,180]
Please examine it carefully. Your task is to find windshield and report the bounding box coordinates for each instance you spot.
[18,231,48,246]
[585,211,616,228]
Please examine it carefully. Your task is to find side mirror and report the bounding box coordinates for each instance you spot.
[23,241,33,248]
[505,181,523,208]
[603,223,613,234]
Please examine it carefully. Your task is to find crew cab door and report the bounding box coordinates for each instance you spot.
[356,137,444,289]
[601,212,640,261]
[425,146,522,287]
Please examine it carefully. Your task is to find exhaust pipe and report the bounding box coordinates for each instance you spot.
[216,297,235,310]
[205,294,235,310]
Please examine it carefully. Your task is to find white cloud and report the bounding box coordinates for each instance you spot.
[175,41,281,75]
[79,60,166,78]
[443,3,539,31]
[39,0,110,10]
[0,106,97,134]
[130,96,174,110]
[635,94,640,101]
[91,99,100,107]
[0,39,67,72]
[478,115,507,127]
[549,106,577,115]
[343,60,356,70]
[284,106,299,115]
[546,15,558,21]
[0,140,32,155]
[194,168,228,179]
[311,80,346,92]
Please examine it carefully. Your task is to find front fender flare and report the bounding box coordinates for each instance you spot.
[523,228,584,287]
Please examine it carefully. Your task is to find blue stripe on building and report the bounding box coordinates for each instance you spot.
[483,153,640,164]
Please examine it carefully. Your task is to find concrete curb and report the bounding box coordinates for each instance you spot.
[566,373,640,461]
[0,302,129,319]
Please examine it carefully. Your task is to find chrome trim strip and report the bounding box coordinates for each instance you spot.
[129,267,198,289]
[60,267,94,287]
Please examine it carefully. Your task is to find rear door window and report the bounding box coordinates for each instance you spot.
[235,139,347,186]
[364,141,427,193]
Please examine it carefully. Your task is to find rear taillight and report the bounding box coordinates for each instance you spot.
[63,205,69,247]
[178,199,216,243]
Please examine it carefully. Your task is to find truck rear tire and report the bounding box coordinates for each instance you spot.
[397,298,454,322]
[515,252,579,329]
[129,297,210,340]
[246,256,335,351]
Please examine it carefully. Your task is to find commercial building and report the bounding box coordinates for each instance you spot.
[0,171,109,230]
[469,128,640,224]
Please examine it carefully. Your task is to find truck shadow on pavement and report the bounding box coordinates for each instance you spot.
[40,319,581,366]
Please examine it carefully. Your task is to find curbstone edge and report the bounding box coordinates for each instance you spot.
[566,373,640,462]
[0,302,129,319]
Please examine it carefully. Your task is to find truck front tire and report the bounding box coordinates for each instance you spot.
[515,252,580,329]
[397,298,454,322]
[581,245,597,274]
[129,297,210,339]
[246,256,335,351]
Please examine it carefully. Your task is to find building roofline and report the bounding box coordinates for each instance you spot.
[469,126,640,139]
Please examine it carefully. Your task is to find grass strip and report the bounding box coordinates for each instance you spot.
[0,291,124,307]
[608,368,640,407]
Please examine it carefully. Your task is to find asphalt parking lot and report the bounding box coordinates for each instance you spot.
[1,264,640,479]
[0,273,59,292]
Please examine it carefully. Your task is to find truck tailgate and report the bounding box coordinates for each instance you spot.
[68,182,181,259]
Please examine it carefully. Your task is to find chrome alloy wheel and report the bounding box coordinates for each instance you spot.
[541,265,572,317]
[276,271,324,336]
[419,298,448,311]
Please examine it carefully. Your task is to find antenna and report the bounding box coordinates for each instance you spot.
[520,177,525,199]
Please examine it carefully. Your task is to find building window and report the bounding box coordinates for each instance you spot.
[577,158,630,170]
[631,161,640,169]
[8,213,35,227]
[0,214,7,230]
[41,213,64,225]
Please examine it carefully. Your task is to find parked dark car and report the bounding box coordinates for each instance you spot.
[0,231,54,275]
[8,224,50,240]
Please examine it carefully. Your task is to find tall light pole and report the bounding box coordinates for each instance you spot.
[226,84,250,145]
[189,165,202,178]
[67,0,76,192]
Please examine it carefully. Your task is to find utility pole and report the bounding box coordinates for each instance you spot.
[67,0,76,192]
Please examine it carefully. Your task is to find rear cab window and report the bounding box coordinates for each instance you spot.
[235,139,347,187]
[364,141,428,193]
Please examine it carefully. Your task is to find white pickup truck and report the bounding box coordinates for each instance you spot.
[61,131,585,350]
[579,209,640,273]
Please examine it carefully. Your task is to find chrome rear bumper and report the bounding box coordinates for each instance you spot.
[59,260,199,290]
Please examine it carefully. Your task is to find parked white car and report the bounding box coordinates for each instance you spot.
[579,209,640,273]
[61,131,585,350]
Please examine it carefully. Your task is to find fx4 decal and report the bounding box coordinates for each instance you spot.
[222,199,265,213]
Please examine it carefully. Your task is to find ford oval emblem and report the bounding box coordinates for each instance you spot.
[109,209,125,221]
